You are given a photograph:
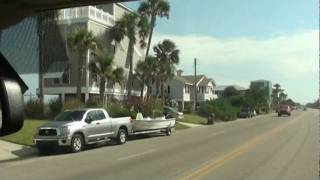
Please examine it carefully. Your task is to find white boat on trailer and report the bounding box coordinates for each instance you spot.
[132,113,176,136]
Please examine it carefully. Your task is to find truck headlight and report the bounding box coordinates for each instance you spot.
[60,126,69,135]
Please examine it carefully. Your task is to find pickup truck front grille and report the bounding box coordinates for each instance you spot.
[39,129,57,136]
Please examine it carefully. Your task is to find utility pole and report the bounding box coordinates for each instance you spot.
[194,58,197,111]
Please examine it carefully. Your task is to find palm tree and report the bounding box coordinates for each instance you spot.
[138,0,170,57]
[153,39,179,97]
[37,10,57,116]
[67,28,98,101]
[89,50,124,105]
[109,12,149,99]
[134,56,158,99]
[135,61,148,99]
[279,91,287,103]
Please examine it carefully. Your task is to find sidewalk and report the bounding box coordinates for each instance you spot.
[178,121,204,127]
[0,140,37,162]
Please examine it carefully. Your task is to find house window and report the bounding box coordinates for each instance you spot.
[53,78,60,85]
[44,78,61,86]
[62,72,70,84]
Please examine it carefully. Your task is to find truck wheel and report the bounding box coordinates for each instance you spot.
[117,129,127,145]
[166,127,172,136]
[70,134,84,153]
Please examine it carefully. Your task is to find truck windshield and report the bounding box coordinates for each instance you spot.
[54,111,85,121]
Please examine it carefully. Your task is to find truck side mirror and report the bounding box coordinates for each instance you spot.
[85,116,92,124]
[0,53,27,136]
[0,78,24,136]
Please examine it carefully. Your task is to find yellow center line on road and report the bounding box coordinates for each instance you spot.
[181,113,304,180]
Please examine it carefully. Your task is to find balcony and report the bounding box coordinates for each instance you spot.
[197,93,217,101]
[58,6,115,26]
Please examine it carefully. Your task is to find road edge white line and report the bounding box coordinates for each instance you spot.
[118,149,158,161]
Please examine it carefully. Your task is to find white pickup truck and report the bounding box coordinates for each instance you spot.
[34,108,132,153]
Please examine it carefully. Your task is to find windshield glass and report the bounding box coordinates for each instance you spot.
[54,111,85,121]
[0,0,317,180]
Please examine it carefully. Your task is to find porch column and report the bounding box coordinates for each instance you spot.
[61,93,65,103]
[85,49,90,103]
[182,99,185,111]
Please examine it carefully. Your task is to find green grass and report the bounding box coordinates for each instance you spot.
[175,122,190,130]
[0,119,48,146]
[180,114,208,125]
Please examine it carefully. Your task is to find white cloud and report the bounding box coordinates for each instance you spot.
[151,30,318,78]
[150,30,318,103]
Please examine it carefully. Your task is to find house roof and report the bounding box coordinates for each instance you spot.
[199,77,215,86]
[215,85,248,91]
[174,74,215,86]
[182,75,204,84]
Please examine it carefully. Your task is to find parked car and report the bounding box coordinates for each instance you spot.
[278,105,291,116]
[34,108,132,153]
[163,106,184,120]
[238,108,254,118]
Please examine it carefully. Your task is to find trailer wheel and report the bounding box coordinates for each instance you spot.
[166,127,172,136]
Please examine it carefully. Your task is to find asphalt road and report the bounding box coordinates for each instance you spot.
[0,109,318,180]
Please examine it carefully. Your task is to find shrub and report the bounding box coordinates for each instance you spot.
[106,102,137,119]
[199,100,239,121]
[24,99,45,119]
[63,99,84,110]
[138,98,164,117]
[49,99,63,117]
[183,102,193,113]
[105,98,164,119]
[86,98,102,108]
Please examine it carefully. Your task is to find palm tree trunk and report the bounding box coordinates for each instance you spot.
[38,38,44,115]
[37,18,44,118]
[140,78,145,100]
[155,78,160,98]
[126,40,134,99]
[76,54,84,101]
[145,16,156,57]
[160,82,164,100]
[99,78,106,105]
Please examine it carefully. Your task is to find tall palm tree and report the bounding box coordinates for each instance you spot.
[67,28,98,101]
[89,50,124,104]
[134,56,158,99]
[272,83,282,108]
[153,39,179,97]
[138,0,170,57]
[37,10,57,116]
[135,60,148,99]
[109,12,149,99]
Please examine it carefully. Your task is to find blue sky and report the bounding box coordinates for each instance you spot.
[125,0,318,104]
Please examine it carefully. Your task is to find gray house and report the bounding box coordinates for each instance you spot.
[0,3,144,103]
[42,3,144,102]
